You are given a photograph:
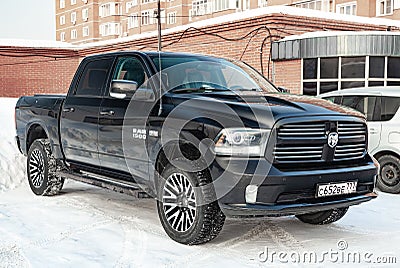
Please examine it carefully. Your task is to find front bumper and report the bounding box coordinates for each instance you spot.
[220,192,377,217]
[210,155,377,217]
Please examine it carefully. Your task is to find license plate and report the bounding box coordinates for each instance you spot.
[316,181,357,197]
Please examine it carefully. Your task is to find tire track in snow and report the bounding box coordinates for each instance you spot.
[62,196,167,238]
[0,217,113,260]
[0,195,161,257]
[166,219,304,267]
[114,225,149,268]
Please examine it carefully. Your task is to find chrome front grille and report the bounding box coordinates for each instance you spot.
[337,122,366,140]
[274,120,367,164]
[277,123,325,139]
[274,145,324,163]
[334,122,367,161]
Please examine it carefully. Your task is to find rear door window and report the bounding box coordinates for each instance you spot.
[75,58,114,96]
[381,97,400,121]
[342,96,377,121]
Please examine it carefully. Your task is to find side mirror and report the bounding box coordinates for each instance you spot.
[110,80,138,99]
[277,86,289,93]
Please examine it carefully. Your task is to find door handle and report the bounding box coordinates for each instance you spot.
[63,107,75,113]
[100,110,115,116]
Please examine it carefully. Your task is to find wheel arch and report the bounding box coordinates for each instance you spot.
[155,140,202,178]
[374,150,400,161]
[26,123,49,152]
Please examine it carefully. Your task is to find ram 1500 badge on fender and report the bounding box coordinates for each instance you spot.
[15,52,378,245]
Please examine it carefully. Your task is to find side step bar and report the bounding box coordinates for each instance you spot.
[57,170,153,199]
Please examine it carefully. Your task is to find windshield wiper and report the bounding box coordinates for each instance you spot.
[170,87,229,93]
[233,88,260,92]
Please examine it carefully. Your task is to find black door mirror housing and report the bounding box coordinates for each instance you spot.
[110,80,138,99]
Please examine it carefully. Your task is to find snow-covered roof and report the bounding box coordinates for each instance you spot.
[0,39,77,49]
[281,30,400,41]
[2,5,400,50]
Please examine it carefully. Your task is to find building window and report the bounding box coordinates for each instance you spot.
[258,0,267,8]
[302,55,400,95]
[167,12,177,24]
[71,29,77,39]
[191,0,210,16]
[141,11,150,25]
[60,32,66,41]
[125,0,137,13]
[294,0,330,12]
[337,2,357,15]
[126,2,132,12]
[60,0,65,9]
[213,0,232,12]
[71,0,76,5]
[100,23,120,36]
[388,57,400,78]
[126,0,138,12]
[369,56,385,78]
[153,9,165,24]
[100,3,121,17]
[60,15,66,25]
[142,0,155,3]
[377,0,393,16]
[82,8,89,21]
[341,57,365,79]
[71,12,77,24]
[128,13,139,28]
[83,26,89,37]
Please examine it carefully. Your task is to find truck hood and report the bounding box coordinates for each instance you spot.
[166,91,365,128]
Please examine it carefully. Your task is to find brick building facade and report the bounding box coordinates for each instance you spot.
[1,7,398,98]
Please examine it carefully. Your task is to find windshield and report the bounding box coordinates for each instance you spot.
[150,54,277,93]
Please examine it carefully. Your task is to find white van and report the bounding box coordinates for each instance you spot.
[320,87,400,193]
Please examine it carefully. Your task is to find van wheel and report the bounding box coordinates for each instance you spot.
[376,155,400,194]
[296,207,349,225]
[156,160,225,245]
[27,139,64,196]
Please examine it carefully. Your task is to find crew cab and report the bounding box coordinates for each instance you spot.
[320,87,400,193]
[15,51,378,245]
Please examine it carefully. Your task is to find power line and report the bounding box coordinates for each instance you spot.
[0,25,281,79]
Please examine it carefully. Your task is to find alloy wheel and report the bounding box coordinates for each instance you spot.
[29,148,46,188]
[162,172,197,232]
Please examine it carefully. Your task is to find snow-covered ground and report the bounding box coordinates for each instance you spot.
[1,98,399,267]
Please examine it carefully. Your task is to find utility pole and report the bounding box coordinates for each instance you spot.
[157,0,162,51]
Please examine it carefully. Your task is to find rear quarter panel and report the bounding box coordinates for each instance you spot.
[16,96,65,158]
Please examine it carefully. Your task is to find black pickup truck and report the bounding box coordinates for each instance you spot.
[15,51,378,245]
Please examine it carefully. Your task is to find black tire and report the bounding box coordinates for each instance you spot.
[296,207,349,225]
[376,155,400,194]
[27,139,64,196]
[156,160,225,245]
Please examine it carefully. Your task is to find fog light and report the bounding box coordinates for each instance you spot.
[245,185,258,204]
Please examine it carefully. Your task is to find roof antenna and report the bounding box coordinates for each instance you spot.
[156,0,163,116]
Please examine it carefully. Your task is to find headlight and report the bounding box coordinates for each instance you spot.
[214,128,269,156]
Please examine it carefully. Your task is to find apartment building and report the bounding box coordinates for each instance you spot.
[56,0,400,44]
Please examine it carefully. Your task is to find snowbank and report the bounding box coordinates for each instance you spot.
[0,98,26,192]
